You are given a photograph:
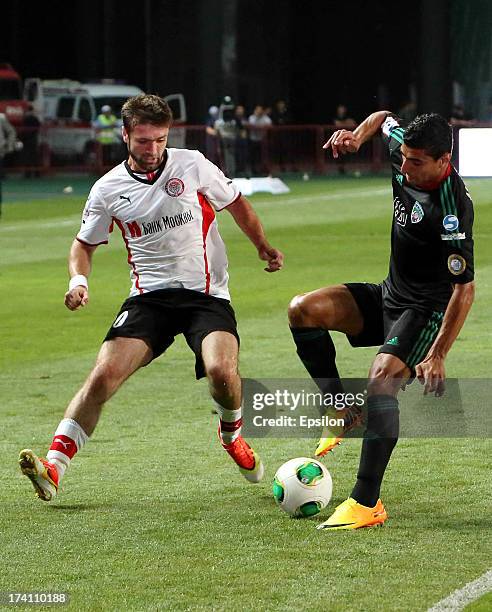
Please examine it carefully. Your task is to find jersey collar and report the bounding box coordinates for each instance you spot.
[415,162,453,191]
[124,150,168,184]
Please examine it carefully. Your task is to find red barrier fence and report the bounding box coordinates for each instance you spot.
[4,123,490,177]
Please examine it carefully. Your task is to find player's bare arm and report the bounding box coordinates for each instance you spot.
[64,239,98,311]
[227,196,284,272]
[415,280,475,396]
[323,110,390,158]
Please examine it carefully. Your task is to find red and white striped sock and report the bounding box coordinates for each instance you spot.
[215,402,242,444]
[46,418,89,480]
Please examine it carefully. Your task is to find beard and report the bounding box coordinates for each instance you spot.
[127,144,164,172]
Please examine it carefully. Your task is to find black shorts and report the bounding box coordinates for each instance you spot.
[104,288,239,379]
[345,282,444,372]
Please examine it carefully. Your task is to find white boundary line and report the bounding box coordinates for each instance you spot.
[0,216,80,233]
[427,570,492,611]
[252,187,390,206]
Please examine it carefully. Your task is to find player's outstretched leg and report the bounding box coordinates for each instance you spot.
[202,331,264,483]
[19,337,152,501]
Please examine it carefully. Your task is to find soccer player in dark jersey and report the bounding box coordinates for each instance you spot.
[288,111,475,530]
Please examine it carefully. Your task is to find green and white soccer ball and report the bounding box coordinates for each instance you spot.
[272,457,332,518]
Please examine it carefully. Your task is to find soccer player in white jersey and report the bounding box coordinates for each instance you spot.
[19,94,283,501]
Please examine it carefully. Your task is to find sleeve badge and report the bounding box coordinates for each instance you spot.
[447,254,466,275]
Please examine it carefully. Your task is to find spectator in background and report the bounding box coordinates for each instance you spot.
[271,100,291,126]
[215,105,237,177]
[270,100,292,172]
[332,104,357,174]
[22,104,41,178]
[0,112,17,216]
[94,105,119,164]
[248,105,272,175]
[205,105,220,165]
[333,104,357,128]
[233,105,250,177]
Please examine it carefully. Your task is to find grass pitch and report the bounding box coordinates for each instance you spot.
[0,174,491,611]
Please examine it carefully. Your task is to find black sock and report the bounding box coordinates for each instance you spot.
[290,327,344,397]
[351,395,399,507]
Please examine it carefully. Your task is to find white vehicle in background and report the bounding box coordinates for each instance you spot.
[23,78,186,160]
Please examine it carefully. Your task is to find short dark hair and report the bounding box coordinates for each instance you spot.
[403,113,453,159]
[121,94,173,132]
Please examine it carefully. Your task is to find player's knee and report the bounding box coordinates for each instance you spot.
[289,289,344,329]
[288,294,304,326]
[288,293,316,327]
[206,362,238,392]
[367,357,407,397]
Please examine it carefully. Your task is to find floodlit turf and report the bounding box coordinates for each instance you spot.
[1,174,490,611]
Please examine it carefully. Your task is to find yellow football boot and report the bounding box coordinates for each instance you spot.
[314,405,364,457]
[317,497,388,530]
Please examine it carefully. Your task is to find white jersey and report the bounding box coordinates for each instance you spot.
[77,148,240,300]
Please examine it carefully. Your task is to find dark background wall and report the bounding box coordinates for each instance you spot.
[3,0,487,123]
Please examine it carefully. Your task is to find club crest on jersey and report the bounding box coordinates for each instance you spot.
[393,197,407,227]
[447,254,466,275]
[411,201,424,224]
[443,214,459,231]
[164,178,185,197]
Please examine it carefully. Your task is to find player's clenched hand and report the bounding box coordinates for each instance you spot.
[323,129,359,158]
[415,356,446,397]
[258,245,284,273]
[64,286,89,311]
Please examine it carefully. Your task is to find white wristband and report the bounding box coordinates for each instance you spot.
[69,275,88,291]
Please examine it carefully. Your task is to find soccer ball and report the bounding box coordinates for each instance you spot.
[272,457,332,518]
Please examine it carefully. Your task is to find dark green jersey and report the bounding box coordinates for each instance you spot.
[380,115,474,311]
